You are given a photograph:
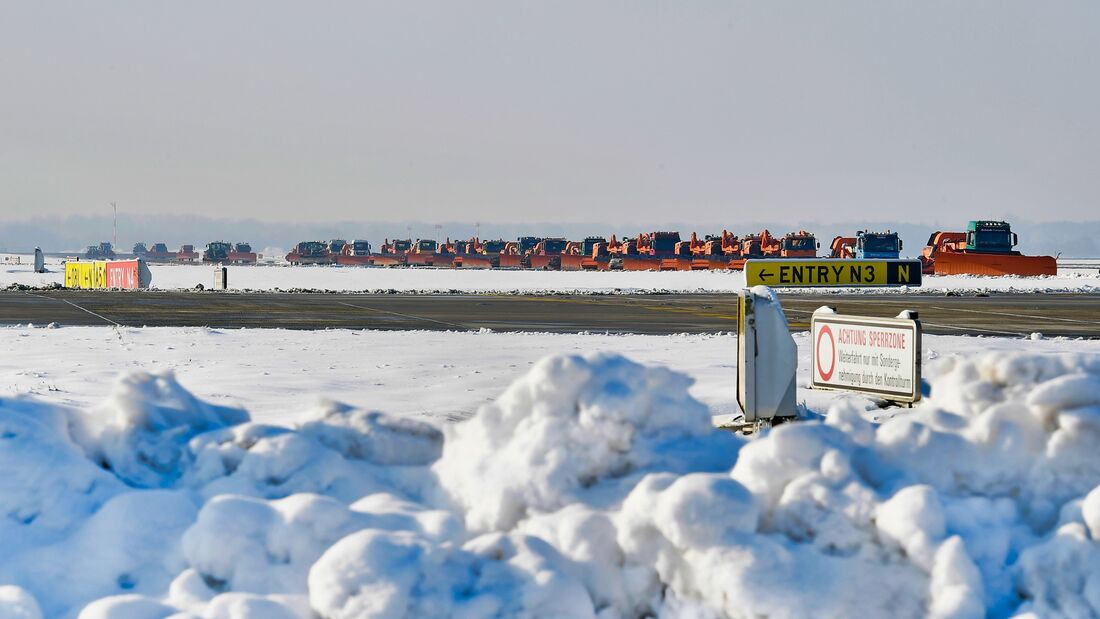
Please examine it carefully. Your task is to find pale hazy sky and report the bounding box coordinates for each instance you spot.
[1,1,1097,224]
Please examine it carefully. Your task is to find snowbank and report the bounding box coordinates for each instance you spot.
[434,354,734,532]
[2,350,1100,617]
[0,587,42,619]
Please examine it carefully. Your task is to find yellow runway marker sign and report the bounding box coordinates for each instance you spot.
[745,259,922,288]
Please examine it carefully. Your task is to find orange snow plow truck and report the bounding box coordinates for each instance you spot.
[920,221,1056,276]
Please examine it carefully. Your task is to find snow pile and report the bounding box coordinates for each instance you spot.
[434,354,732,532]
[309,530,595,618]
[3,351,1100,617]
[298,401,443,466]
[71,371,250,487]
[0,586,42,619]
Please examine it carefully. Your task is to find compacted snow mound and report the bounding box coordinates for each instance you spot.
[0,586,43,619]
[298,401,443,466]
[3,351,1100,617]
[433,353,738,532]
[70,371,250,487]
[0,370,446,618]
[308,530,596,619]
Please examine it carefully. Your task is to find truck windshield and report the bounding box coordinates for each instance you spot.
[353,242,370,252]
[483,241,505,253]
[974,231,1013,249]
[418,240,437,251]
[652,237,678,252]
[862,235,898,253]
[543,239,567,253]
[783,237,815,250]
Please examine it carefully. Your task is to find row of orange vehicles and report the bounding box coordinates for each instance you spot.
[284,230,823,271]
[112,221,1055,276]
[283,220,1055,276]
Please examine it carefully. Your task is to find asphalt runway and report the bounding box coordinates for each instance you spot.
[3,290,1099,337]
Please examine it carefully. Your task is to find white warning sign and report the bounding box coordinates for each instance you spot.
[811,309,921,402]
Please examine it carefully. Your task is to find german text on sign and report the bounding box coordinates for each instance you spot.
[810,309,921,402]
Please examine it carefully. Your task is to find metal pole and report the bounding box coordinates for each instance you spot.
[111,202,117,250]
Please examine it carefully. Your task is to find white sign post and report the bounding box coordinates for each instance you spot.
[810,307,921,403]
[736,286,798,431]
[214,267,228,291]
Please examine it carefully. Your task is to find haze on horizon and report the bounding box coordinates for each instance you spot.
[1,1,1097,226]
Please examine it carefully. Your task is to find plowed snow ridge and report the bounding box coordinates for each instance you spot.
[2,346,1100,617]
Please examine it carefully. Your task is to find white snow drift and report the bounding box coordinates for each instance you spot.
[2,351,1100,617]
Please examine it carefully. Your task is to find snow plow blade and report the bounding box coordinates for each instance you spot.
[454,255,496,269]
[498,254,526,269]
[659,258,692,271]
[529,255,560,270]
[333,255,373,266]
[931,252,1056,276]
[690,258,740,271]
[558,254,584,271]
[369,254,406,267]
[405,254,442,266]
[621,257,660,271]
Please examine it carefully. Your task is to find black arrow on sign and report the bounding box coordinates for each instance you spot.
[758,269,773,281]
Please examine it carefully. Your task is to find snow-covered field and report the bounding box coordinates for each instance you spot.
[3,324,1100,617]
[4,253,1100,294]
[3,325,1096,426]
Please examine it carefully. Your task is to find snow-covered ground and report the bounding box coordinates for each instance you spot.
[1,323,1100,618]
[3,324,1097,426]
[4,253,1100,294]
[5,253,1100,618]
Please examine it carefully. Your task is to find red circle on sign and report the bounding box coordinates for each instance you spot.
[817,324,836,381]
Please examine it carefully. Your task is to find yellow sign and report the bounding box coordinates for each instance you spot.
[64,260,109,289]
[65,261,96,289]
[744,259,922,288]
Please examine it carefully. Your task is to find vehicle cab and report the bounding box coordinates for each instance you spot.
[539,238,568,255]
[299,241,327,257]
[345,240,371,256]
[779,232,818,258]
[204,241,232,261]
[966,221,1017,253]
[517,236,541,254]
[481,240,507,254]
[855,231,902,259]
